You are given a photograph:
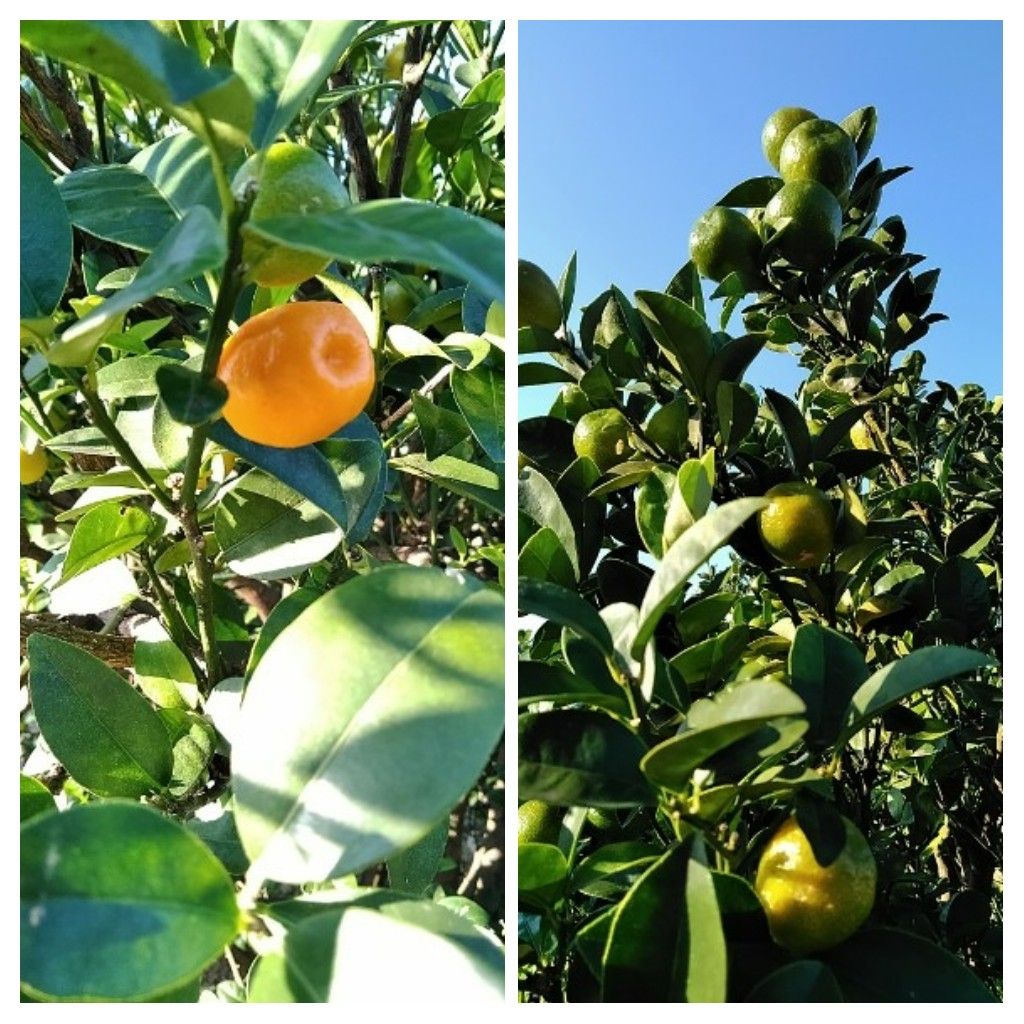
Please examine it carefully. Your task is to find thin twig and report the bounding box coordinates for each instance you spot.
[88,74,109,163]
[332,64,381,201]
[379,363,453,433]
[20,46,93,161]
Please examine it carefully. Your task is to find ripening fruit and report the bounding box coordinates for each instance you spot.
[384,41,406,81]
[849,419,874,450]
[758,481,836,569]
[216,302,374,448]
[755,814,877,954]
[20,445,48,485]
[236,142,349,287]
[382,279,418,325]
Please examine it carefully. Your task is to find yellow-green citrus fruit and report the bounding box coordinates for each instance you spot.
[849,419,874,450]
[586,807,617,830]
[518,800,562,845]
[761,106,817,170]
[755,814,877,954]
[573,408,633,471]
[764,180,842,271]
[518,259,563,332]
[645,396,690,457]
[758,481,836,569]
[20,445,48,485]
[779,118,858,199]
[384,41,405,81]
[382,279,417,325]
[559,384,591,421]
[237,142,349,287]
[689,206,762,290]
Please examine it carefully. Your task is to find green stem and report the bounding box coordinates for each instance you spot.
[140,550,203,679]
[20,366,57,437]
[78,382,176,512]
[178,193,253,689]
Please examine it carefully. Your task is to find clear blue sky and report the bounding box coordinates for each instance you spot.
[519,20,1003,420]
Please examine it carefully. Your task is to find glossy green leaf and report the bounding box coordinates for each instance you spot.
[21,20,253,160]
[155,363,228,425]
[57,164,178,252]
[247,200,503,304]
[519,466,579,579]
[519,842,569,909]
[602,842,726,1002]
[518,710,653,809]
[19,775,54,824]
[387,818,448,896]
[234,21,362,149]
[20,142,72,318]
[633,497,766,655]
[247,900,502,1003]
[452,363,504,462]
[21,802,240,1001]
[59,503,153,586]
[823,927,995,1001]
[27,634,172,798]
[745,960,843,1002]
[233,566,503,883]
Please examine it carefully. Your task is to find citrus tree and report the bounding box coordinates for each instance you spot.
[517,104,1001,1002]
[20,19,506,1003]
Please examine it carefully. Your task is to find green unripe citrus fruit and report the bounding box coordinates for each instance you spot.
[761,106,817,170]
[518,800,562,845]
[779,118,858,199]
[573,408,633,471]
[586,807,617,830]
[755,814,877,954]
[559,384,591,421]
[758,481,835,569]
[382,279,417,324]
[689,206,763,291]
[518,259,563,332]
[20,445,48,485]
[237,142,349,287]
[764,180,842,271]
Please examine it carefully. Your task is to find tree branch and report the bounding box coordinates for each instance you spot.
[332,64,381,201]
[20,46,93,162]
[20,88,78,169]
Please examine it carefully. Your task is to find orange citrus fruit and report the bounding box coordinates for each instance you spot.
[217,302,374,449]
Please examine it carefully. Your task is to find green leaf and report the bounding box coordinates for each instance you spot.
[19,775,54,824]
[519,842,569,909]
[602,842,726,1002]
[390,452,502,513]
[234,21,362,149]
[21,20,253,161]
[155,363,228,425]
[518,710,654,809]
[635,464,675,559]
[20,142,71,318]
[572,839,663,898]
[248,199,503,304]
[60,208,226,346]
[518,577,614,656]
[411,393,471,459]
[794,790,848,867]
[27,634,172,798]
[452,363,504,462]
[57,164,179,252]
[764,388,812,473]
[426,102,499,153]
[207,418,347,526]
[214,469,342,580]
[21,802,241,1001]
[840,646,994,743]
[745,960,843,1002]
[823,927,995,1001]
[247,899,503,1002]
[160,708,216,797]
[59,503,153,586]
[717,176,784,207]
[519,466,579,579]
[840,105,877,163]
[704,334,766,400]
[633,497,766,655]
[716,381,758,455]
[635,290,713,399]
[387,818,448,896]
[233,566,503,883]
[789,623,869,750]
[641,679,805,791]
[519,527,576,587]
[129,130,224,218]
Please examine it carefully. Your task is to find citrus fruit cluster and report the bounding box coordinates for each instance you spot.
[689,105,866,286]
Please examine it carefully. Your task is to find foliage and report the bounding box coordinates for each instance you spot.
[20,19,505,1004]
[517,104,1001,1002]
